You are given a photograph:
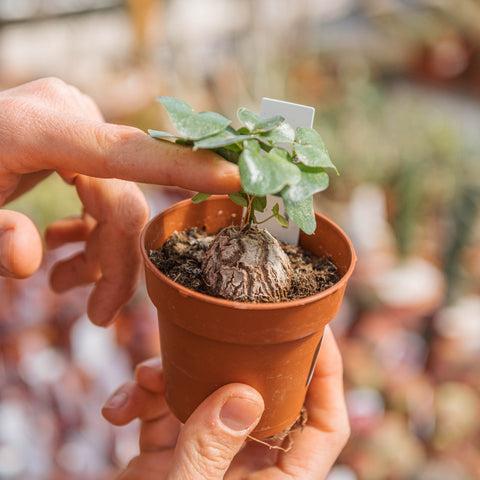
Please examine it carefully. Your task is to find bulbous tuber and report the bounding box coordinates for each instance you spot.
[201,225,292,302]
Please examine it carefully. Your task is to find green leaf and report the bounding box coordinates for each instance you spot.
[281,165,329,203]
[156,97,231,140]
[175,138,194,147]
[214,147,241,164]
[293,127,338,172]
[193,128,253,150]
[269,147,292,162]
[148,129,180,140]
[257,122,295,146]
[283,196,316,235]
[239,142,301,196]
[228,192,248,207]
[244,138,261,153]
[275,212,289,227]
[251,195,267,212]
[191,193,211,203]
[237,108,285,133]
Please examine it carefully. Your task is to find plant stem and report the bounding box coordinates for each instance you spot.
[242,194,255,229]
[256,214,276,225]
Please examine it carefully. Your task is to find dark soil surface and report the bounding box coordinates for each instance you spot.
[149,227,340,303]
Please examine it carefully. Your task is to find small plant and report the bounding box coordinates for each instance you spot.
[149,97,337,235]
[149,97,338,302]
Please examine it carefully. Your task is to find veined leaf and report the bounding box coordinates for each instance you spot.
[271,203,289,227]
[282,165,329,203]
[148,129,180,140]
[156,97,231,140]
[193,128,253,150]
[243,138,261,154]
[228,192,248,207]
[269,147,292,162]
[148,97,334,235]
[214,147,241,164]
[274,212,289,227]
[239,142,301,196]
[191,193,211,203]
[237,107,285,133]
[257,122,295,146]
[252,195,267,212]
[283,195,316,235]
[294,127,338,172]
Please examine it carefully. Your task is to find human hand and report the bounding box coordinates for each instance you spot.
[102,326,350,479]
[0,77,240,325]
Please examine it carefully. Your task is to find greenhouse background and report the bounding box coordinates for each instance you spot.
[1,0,479,478]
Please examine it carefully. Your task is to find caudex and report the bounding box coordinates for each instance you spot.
[149,97,338,303]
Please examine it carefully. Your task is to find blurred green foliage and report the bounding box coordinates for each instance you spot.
[6,174,82,236]
[315,73,479,259]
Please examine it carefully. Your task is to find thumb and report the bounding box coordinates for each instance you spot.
[168,384,264,480]
[0,210,43,278]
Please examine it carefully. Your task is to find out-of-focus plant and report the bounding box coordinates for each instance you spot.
[444,186,480,302]
[6,174,81,234]
[315,73,469,258]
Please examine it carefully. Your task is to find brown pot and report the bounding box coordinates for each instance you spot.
[141,195,356,438]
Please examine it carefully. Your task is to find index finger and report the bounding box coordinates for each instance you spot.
[56,122,241,193]
[4,103,241,193]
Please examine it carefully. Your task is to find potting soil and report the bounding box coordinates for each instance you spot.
[149,227,340,303]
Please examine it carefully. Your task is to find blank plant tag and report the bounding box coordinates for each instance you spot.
[259,97,315,245]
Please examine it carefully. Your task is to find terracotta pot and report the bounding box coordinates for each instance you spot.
[141,195,356,438]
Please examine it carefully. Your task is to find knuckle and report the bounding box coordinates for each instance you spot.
[92,124,139,174]
[102,179,149,230]
[119,185,149,228]
[94,123,139,152]
[93,123,119,155]
[33,77,69,98]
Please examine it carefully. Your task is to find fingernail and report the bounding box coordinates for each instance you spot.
[0,230,13,277]
[220,397,262,432]
[139,357,163,371]
[103,389,129,410]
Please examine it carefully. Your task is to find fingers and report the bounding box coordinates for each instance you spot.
[135,358,165,393]
[49,123,241,193]
[103,358,182,452]
[81,178,149,326]
[47,175,150,326]
[0,210,43,278]
[50,251,101,292]
[11,77,104,121]
[1,77,241,194]
[103,358,165,425]
[102,380,169,426]
[168,383,264,480]
[48,216,102,292]
[45,214,96,249]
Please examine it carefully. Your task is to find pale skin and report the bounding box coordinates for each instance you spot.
[0,77,240,325]
[1,78,350,479]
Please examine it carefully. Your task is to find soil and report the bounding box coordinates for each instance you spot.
[149,227,340,302]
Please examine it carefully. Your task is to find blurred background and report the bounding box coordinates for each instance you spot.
[1,0,479,478]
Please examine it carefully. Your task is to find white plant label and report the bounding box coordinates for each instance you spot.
[259,97,315,245]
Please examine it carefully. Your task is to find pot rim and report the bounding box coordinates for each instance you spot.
[140,196,356,311]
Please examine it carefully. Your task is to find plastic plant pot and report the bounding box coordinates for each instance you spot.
[141,195,356,439]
